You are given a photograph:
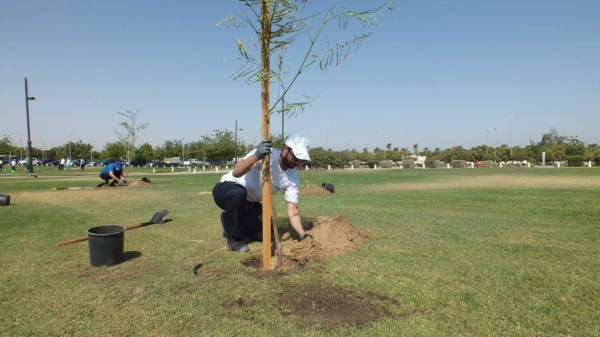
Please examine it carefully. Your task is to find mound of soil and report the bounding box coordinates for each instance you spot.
[128,180,153,187]
[299,184,331,196]
[243,216,370,271]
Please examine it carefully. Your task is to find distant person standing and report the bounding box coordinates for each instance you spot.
[66,157,71,170]
[59,157,66,170]
[80,159,85,170]
[11,158,17,171]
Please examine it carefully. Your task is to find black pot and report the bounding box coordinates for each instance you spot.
[322,183,335,193]
[0,194,10,206]
[87,225,126,267]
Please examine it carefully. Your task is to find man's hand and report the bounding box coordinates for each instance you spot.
[300,233,313,241]
[254,140,272,161]
[118,179,126,186]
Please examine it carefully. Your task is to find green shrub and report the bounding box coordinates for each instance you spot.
[350,160,361,168]
[425,157,443,168]
[402,159,415,169]
[379,160,394,168]
[567,155,584,167]
[594,155,600,166]
[451,160,465,168]
[366,160,379,168]
[480,160,496,168]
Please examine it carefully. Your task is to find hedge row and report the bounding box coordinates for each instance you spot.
[451,160,465,168]
[567,155,584,167]
[402,159,415,169]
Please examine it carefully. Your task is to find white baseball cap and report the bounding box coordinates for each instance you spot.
[285,134,311,161]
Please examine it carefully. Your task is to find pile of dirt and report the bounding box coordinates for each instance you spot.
[299,184,331,196]
[243,216,370,271]
[128,180,153,187]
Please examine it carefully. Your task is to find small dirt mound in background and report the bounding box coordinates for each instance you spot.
[299,184,331,196]
[242,216,370,272]
[128,180,153,187]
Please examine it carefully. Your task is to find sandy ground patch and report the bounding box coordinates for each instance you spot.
[242,215,369,271]
[371,175,600,192]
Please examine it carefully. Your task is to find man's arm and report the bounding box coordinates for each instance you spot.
[232,140,272,178]
[232,155,258,178]
[108,171,119,180]
[286,201,307,238]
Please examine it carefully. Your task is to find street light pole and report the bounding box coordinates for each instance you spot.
[235,120,243,163]
[24,78,36,176]
[182,138,185,163]
[90,140,93,162]
[486,129,489,154]
[510,116,513,157]
[20,135,24,161]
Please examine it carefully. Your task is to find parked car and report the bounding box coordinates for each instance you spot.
[50,159,60,166]
[100,159,116,166]
[40,158,55,166]
[147,160,165,167]
[71,159,87,167]
[127,158,148,167]
[90,160,102,167]
[163,157,183,167]
[204,159,223,166]
[183,158,203,166]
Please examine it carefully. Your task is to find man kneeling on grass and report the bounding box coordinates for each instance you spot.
[212,134,314,252]
[99,160,126,186]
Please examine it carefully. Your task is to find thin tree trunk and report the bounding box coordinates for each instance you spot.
[261,0,272,269]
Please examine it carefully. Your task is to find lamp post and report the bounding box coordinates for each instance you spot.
[510,116,513,157]
[24,78,36,176]
[182,138,185,163]
[235,120,243,163]
[90,140,93,162]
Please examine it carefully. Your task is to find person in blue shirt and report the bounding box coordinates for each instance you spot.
[100,160,126,186]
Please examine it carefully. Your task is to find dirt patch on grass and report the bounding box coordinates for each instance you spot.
[277,282,407,332]
[373,175,600,192]
[299,184,332,196]
[128,180,153,187]
[241,216,369,272]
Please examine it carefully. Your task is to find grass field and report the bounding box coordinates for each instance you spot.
[0,167,598,336]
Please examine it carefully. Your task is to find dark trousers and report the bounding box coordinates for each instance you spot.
[99,172,112,184]
[212,182,265,241]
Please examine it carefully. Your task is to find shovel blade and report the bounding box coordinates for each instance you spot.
[150,210,169,224]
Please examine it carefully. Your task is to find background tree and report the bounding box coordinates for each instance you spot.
[540,127,568,146]
[115,110,149,163]
[137,142,154,160]
[154,139,182,159]
[0,135,18,156]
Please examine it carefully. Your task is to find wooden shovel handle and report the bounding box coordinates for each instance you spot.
[55,223,144,247]
[55,236,89,247]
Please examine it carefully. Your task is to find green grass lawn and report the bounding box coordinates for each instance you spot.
[0,167,598,336]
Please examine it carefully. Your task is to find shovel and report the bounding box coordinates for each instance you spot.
[55,210,170,247]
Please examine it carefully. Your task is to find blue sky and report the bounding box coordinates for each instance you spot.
[2,0,598,152]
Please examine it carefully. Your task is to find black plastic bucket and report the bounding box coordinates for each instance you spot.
[0,194,10,206]
[87,225,126,267]
[322,183,335,193]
